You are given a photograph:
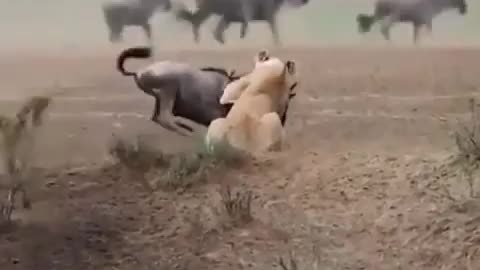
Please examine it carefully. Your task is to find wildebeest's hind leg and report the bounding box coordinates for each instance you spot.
[152,87,194,136]
[214,18,231,44]
[151,96,161,122]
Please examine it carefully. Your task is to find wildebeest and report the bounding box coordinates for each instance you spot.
[116,47,296,137]
[356,0,468,43]
[175,0,309,45]
[205,52,298,154]
[101,0,172,43]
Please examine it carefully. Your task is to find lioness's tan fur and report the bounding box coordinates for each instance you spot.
[206,52,297,154]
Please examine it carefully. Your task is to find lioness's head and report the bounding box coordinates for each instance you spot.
[253,49,271,67]
[253,50,299,96]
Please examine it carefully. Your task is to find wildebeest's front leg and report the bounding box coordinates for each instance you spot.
[413,22,421,44]
[379,15,397,42]
[267,17,281,46]
[413,19,432,44]
[240,23,247,39]
[214,18,231,44]
[239,0,253,39]
[191,8,212,43]
[142,23,152,43]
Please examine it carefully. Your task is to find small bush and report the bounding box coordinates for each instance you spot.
[219,184,253,225]
[278,251,299,270]
[454,98,480,163]
[108,136,249,191]
[448,98,480,198]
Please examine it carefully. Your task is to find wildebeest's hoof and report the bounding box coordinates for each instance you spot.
[23,199,31,210]
[214,36,225,45]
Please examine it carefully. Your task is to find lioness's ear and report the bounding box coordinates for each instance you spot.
[255,49,270,63]
[285,60,296,75]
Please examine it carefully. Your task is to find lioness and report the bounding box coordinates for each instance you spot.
[205,51,298,154]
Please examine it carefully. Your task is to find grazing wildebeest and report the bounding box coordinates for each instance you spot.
[101,0,172,43]
[116,47,296,136]
[356,0,468,44]
[174,0,309,45]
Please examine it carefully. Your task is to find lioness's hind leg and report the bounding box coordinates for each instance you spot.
[257,112,284,152]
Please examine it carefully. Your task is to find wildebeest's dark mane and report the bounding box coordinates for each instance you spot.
[200,66,244,81]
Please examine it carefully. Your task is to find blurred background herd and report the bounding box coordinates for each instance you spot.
[1,0,479,52]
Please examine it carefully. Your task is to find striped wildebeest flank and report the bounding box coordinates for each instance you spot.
[174,0,309,45]
[101,0,172,43]
[356,0,468,44]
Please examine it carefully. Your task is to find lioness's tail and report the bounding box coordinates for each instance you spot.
[116,46,152,77]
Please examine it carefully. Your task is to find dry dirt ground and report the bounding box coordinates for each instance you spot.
[1,47,480,270]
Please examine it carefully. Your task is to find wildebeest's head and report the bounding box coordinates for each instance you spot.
[451,0,467,14]
[284,0,309,8]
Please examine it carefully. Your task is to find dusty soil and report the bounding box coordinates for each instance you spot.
[1,47,480,270]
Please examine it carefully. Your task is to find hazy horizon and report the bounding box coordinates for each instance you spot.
[0,0,479,53]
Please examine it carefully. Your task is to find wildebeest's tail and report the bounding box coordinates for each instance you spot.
[356,14,375,33]
[116,46,152,76]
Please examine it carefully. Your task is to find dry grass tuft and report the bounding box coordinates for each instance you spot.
[450,98,480,198]
[219,184,253,225]
[108,135,249,191]
[0,95,51,222]
[455,98,480,164]
[278,251,299,270]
